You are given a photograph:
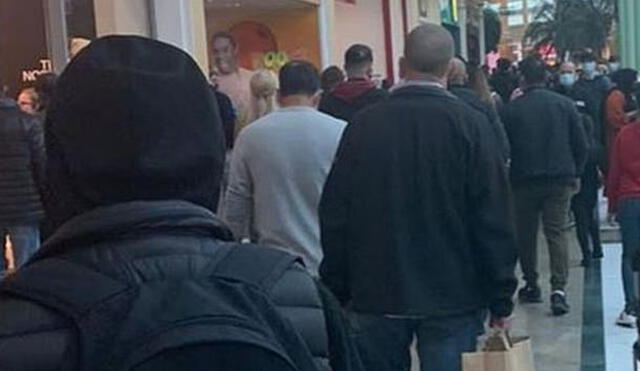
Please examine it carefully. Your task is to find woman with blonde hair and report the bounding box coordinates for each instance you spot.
[247,69,278,125]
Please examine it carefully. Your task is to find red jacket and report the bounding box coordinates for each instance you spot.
[607,123,640,213]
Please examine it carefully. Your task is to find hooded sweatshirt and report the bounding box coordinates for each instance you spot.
[319,78,388,122]
[44,35,225,228]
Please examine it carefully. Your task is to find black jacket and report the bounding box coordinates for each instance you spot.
[0,201,347,371]
[571,77,610,150]
[319,80,388,123]
[320,85,518,319]
[490,71,518,103]
[0,99,45,224]
[450,85,511,161]
[501,86,588,186]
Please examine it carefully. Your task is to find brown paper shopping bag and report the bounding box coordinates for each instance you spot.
[462,331,535,371]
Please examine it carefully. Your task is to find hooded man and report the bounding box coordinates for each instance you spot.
[0,36,358,371]
[319,44,388,122]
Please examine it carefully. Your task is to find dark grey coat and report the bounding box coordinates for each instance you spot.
[0,99,45,224]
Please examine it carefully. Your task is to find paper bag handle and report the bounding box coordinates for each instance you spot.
[484,330,513,352]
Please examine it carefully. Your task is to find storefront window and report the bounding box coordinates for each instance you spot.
[204,0,321,75]
[0,0,50,97]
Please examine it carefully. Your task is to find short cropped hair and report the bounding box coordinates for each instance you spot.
[345,44,373,69]
[211,31,236,48]
[520,56,546,85]
[279,61,320,97]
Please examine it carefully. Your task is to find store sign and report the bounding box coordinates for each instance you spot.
[263,52,289,71]
[440,0,458,25]
[22,59,53,82]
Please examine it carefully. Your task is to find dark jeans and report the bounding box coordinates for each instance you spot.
[619,197,640,311]
[1,224,40,276]
[571,179,602,260]
[347,311,484,371]
[514,183,575,291]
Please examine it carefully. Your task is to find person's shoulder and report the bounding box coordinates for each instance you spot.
[619,122,640,136]
[367,87,390,99]
[238,68,255,81]
[0,294,72,366]
[269,262,321,308]
[312,110,347,130]
[236,113,276,138]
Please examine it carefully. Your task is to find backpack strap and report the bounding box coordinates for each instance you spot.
[0,258,129,319]
[213,245,301,291]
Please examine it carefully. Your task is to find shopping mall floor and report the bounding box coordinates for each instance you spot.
[401,194,633,371]
[407,234,635,371]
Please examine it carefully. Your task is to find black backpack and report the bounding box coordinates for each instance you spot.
[0,245,321,371]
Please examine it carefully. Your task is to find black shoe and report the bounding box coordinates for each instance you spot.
[551,292,570,316]
[593,250,604,259]
[518,284,543,303]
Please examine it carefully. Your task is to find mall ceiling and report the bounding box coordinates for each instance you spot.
[206,0,316,11]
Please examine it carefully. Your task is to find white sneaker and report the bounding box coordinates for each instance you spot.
[616,310,637,328]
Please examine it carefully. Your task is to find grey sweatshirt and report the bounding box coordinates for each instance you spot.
[222,106,347,275]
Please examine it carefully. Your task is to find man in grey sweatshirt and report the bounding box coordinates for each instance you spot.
[223,61,347,276]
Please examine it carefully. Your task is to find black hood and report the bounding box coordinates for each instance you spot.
[44,35,225,228]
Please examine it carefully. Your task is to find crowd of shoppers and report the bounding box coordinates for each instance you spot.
[0,19,638,371]
[490,53,639,327]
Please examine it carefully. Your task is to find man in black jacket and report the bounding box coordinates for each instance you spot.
[490,58,518,103]
[0,36,360,371]
[319,44,388,122]
[448,57,510,162]
[556,61,604,266]
[320,24,518,371]
[0,78,45,277]
[502,56,588,316]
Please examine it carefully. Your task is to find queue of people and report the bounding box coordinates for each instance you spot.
[0,20,638,371]
[489,53,639,327]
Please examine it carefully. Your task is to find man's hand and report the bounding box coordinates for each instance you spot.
[607,213,617,226]
[490,316,513,331]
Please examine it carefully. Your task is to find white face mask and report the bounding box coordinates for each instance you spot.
[609,63,621,73]
[559,73,576,87]
[583,62,598,78]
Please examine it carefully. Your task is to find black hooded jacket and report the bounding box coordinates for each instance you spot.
[0,36,359,371]
[319,78,388,122]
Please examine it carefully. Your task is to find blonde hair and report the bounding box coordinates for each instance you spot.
[249,69,278,123]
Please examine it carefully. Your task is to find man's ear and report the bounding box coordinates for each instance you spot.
[312,91,322,108]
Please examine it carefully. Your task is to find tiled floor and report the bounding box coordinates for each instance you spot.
[410,238,629,371]
[602,244,637,371]
[511,231,585,371]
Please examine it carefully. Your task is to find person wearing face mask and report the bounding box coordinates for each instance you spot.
[556,62,578,95]
[572,53,612,178]
[556,62,605,266]
[609,56,621,74]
